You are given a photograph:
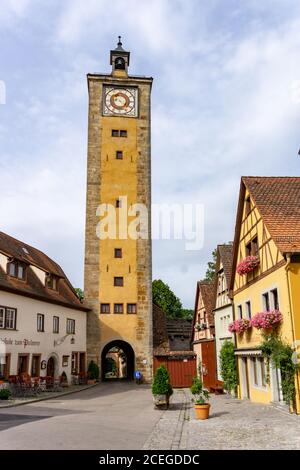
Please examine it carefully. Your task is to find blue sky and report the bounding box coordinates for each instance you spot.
[1,0,300,307]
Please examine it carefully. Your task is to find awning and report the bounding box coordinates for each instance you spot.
[234,349,262,357]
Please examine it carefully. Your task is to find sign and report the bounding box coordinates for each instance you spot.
[0,338,40,348]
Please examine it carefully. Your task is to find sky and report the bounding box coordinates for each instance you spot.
[1,0,300,308]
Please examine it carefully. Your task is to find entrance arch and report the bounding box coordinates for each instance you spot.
[47,356,55,377]
[101,340,135,381]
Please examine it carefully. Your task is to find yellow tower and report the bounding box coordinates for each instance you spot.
[84,38,153,382]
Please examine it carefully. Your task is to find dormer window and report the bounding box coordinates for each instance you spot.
[115,57,125,70]
[46,274,58,290]
[7,260,26,280]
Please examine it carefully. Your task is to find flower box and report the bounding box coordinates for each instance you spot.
[250,310,283,330]
[236,255,260,275]
[228,318,251,334]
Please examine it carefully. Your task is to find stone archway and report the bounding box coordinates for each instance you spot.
[101,340,135,381]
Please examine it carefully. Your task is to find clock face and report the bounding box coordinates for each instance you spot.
[103,87,138,117]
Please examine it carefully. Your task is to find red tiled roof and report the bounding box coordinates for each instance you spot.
[217,244,234,288]
[0,231,89,312]
[199,281,216,326]
[243,177,300,253]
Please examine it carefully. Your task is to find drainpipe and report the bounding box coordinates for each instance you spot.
[285,253,300,414]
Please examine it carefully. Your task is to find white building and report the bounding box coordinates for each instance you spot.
[213,244,235,383]
[0,231,88,383]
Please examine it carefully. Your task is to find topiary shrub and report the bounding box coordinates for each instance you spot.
[0,389,11,400]
[152,364,173,397]
[190,376,209,404]
[87,360,100,380]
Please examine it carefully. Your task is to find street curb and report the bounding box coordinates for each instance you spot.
[0,383,100,409]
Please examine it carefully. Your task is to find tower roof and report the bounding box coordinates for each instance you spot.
[110,36,130,66]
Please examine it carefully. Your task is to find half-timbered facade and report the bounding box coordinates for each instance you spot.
[192,281,219,391]
[230,177,300,412]
[213,244,234,383]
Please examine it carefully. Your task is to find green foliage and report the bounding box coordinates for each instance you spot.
[87,360,100,380]
[152,279,182,319]
[190,376,209,404]
[0,389,11,400]
[260,332,298,405]
[75,288,84,302]
[220,340,238,393]
[180,309,194,321]
[152,365,173,397]
[204,249,217,282]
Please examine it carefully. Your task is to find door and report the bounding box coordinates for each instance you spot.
[240,357,250,399]
[79,353,86,374]
[31,355,41,377]
[47,357,55,377]
[153,357,196,388]
[201,341,217,390]
[18,354,29,375]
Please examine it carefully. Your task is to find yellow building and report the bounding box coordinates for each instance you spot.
[84,38,153,382]
[230,177,300,412]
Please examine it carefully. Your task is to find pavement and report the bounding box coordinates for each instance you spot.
[1,383,300,450]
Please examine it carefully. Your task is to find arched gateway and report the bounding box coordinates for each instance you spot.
[101,340,135,381]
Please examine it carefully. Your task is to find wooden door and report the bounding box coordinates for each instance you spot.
[201,341,217,391]
[153,356,197,388]
[47,357,55,377]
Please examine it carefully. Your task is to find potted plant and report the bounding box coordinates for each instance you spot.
[87,360,99,384]
[190,376,210,420]
[0,389,11,401]
[152,364,173,409]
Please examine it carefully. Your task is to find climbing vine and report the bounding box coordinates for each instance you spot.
[260,331,298,406]
[220,340,238,393]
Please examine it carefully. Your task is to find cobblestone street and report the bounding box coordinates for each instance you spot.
[143,389,300,450]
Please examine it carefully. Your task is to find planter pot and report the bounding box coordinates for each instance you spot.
[153,394,170,409]
[194,403,210,420]
[87,379,96,385]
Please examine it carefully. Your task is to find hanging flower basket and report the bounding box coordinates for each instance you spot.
[236,255,260,275]
[251,310,283,330]
[228,318,251,334]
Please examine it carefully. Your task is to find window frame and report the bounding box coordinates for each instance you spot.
[100,303,110,314]
[237,304,243,319]
[37,313,45,332]
[114,248,122,258]
[127,303,137,314]
[116,150,123,160]
[245,300,252,319]
[53,316,60,334]
[7,260,26,280]
[66,318,76,335]
[114,303,124,314]
[114,276,124,287]
[0,306,17,330]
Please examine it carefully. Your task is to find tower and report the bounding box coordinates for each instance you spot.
[84,38,153,382]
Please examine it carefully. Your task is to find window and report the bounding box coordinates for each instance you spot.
[7,261,26,280]
[53,316,59,334]
[259,357,267,387]
[37,314,45,332]
[111,130,127,138]
[116,150,123,160]
[246,236,258,257]
[114,248,122,258]
[237,305,243,319]
[62,355,69,367]
[120,130,127,137]
[0,307,17,330]
[112,129,119,137]
[114,303,123,314]
[31,355,41,377]
[245,196,251,216]
[67,318,75,334]
[245,301,252,319]
[71,352,78,374]
[0,307,4,329]
[270,288,279,310]
[114,276,124,287]
[251,358,258,385]
[100,303,110,314]
[127,303,137,314]
[46,274,58,290]
[116,199,122,208]
[263,292,270,311]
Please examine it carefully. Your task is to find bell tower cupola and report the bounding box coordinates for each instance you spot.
[110,36,130,77]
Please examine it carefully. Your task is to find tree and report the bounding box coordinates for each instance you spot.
[220,340,238,393]
[180,309,194,321]
[75,288,84,302]
[152,364,173,397]
[204,249,217,281]
[152,279,182,319]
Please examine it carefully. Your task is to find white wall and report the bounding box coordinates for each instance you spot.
[214,304,234,381]
[0,290,86,383]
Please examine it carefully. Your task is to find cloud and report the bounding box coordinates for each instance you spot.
[2,1,300,307]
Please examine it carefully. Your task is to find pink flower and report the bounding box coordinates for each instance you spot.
[228,318,251,334]
[236,256,260,276]
[251,310,283,330]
